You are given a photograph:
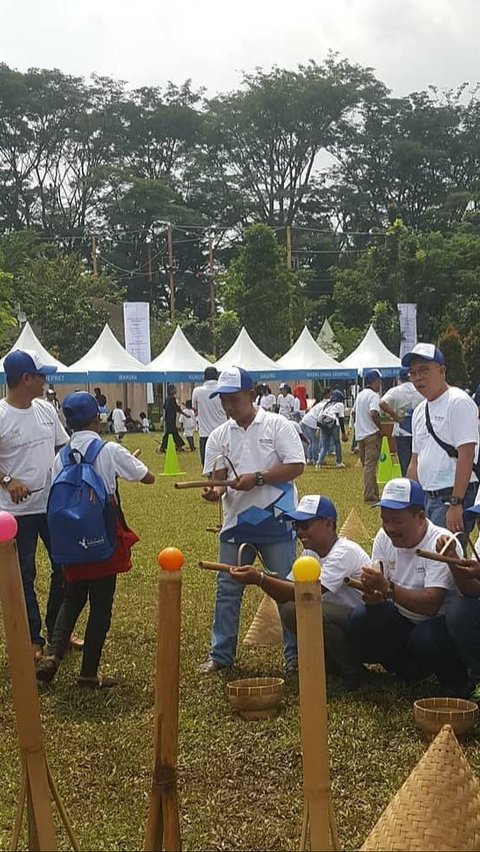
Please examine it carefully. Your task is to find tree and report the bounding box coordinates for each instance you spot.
[0,249,15,347]
[214,310,241,357]
[438,325,468,388]
[462,323,480,389]
[222,224,296,357]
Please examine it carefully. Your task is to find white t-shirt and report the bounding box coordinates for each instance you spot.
[301,400,326,429]
[318,399,345,427]
[257,394,276,411]
[204,407,305,543]
[372,519,461,623]
[52,430,148,494]
[381,382,424,437]
[412,387,479,490]
[0,398,68,515]
[112,408,126,434]
[277,393,295,417]
[179,409,196,437]
[354,388,380,440]
[287,539,369,609]
[141,417,150,433]
[192,381,227,438]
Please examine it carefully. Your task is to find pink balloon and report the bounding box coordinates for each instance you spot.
[0,512,18,542]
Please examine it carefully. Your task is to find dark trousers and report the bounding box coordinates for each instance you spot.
[160,427,185,451]
[199,436,208,466]
[348,601,467,689]
[16,513,63,647]
[186,435,196,451]
[445,596,480,686]
[395,435,412,476]
[50,575,117,677]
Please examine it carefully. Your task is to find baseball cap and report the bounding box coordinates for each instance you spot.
[284,494,337,523]
[364,369,382,384]
[401,343,445,368]
[209,367,254,397]
[331,389,344,401]
[62,392,100,427]
[4,349,57,379]
[374,478,425,511]
[463,492,480,520]
[279,382,288,390]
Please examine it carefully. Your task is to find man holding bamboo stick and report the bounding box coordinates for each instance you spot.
[198,366,305,674]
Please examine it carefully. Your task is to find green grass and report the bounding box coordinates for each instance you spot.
[0,438,479,850]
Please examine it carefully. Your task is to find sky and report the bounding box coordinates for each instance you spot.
[0,0,479,97]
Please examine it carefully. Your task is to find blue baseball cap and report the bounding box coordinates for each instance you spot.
[331,389,344,401]
[62,392,100,427]
[209,366,254,397]
[401,343,445,368]
[284,494,337,523]
[464,495,480,520]
[364,369,382,384]
[374,478,425,510]
[4,349,57,379]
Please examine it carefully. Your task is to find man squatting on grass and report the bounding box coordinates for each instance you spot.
[199,367,305,674]
[231,494,370,691]
[37,392,155,689]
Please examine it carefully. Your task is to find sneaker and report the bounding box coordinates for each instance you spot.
[36,657,59,684]
[77,675,119,689]
[285,658,298,673]
[336,463,346,468]
[197,659,228,675]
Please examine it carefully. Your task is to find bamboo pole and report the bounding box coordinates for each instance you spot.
[144,566,182,851]
[415,547,473,567]
[294,570,338,851]
[198,560,235,573]
[174,479,238,490]
[344,576,367,592]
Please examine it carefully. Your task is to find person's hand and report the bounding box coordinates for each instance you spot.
[229,565,261,585]
[446,503,464,533]
[450,559,480,578]
[435,534,459,559]
[6,479,30,504]
[362,589,384,607]
[201,483,225,502]
[361,564,389,595]
[227,473,257,492]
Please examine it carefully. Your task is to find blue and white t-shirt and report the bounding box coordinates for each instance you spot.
[204,407,305,543]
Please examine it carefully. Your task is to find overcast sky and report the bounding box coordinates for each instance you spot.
[0,0,479,97]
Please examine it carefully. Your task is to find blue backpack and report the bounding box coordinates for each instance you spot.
[47,439,117,565]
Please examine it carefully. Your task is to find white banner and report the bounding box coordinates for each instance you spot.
[123,302,154,403]
[397,303,417,358]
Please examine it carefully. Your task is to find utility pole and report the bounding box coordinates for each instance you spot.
[167,224,175,319]
[91,235,98,276]
[208,237,216,357]
[286,224,292,271]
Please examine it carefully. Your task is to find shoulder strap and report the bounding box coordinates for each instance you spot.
[83,438,106,465]
[424,404,457,459]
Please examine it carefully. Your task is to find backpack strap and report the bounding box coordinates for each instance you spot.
[424,404,457,459]
[83,438,106,465]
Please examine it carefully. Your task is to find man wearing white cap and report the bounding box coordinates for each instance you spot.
[230,494,369,691]
[199,366,305,674]
[403,343,478,535]
[352,369,382,503]
[0,349,69,660]
[348,478,466,691]
[276,383,295,418]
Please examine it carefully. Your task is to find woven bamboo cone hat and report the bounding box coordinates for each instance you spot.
[361,724,480,851]
[243,593,283,646]
[339,508,369,542]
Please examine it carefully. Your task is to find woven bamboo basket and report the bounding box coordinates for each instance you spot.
[414,697,477,738]
[227,676,284,720]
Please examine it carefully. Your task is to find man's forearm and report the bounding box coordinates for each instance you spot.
[407,453,418,481]
[453,444,475,498]
[392,585,445,617]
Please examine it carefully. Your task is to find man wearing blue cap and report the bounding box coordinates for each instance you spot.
[402,343,479,535]
[230,494,370,690]
[0,349,68,659]
[349,478,466,690]
[380,368,424,476]
[199,366,305,674]
[352,369,382,503]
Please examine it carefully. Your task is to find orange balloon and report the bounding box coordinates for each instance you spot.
[157,547,185,572]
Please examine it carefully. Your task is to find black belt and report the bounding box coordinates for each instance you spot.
[424,482,477,498]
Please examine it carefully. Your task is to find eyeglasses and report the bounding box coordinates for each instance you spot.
[408,366,440,379]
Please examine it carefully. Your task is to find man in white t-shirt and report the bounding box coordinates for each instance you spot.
[316,389,348,468]
[111,401,127,442]
[353,369,382,503]
[231,494,369,691]
[404,343,479,535]
[380,367,424,475]
[0,349,69,659]
[276,383,295,418]
[300,400,325,464]
[192,367,227,466]
[199,366,305,673]
[348,478,467,691]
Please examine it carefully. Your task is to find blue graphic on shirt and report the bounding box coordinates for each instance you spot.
[221,482,297,544]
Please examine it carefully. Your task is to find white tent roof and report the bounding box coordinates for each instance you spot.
[0,321,68,370]
[148,326,210,377]
[277,326,344,371]
[341,325,401,374]
[66,324,149,375]
[215,327,279,375]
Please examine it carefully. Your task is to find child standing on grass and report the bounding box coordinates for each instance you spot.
[140,411,151,433]
[180,399,196,451]
[36,392,155,690]
[112,400,127,442]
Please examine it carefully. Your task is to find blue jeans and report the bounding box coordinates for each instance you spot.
[318,426,342,465]
[16,513,63,647]
[445,596,480,685]
[348,601,467,688]
[300,423,319,462]
[424,482,478,546]
[210,539,297,666]
[395,435,412,476]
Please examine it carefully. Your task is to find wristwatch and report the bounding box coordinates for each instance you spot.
[384,580,395,601]
[449,496,463,506]
[1,475,12,488]
[255,471,265,487]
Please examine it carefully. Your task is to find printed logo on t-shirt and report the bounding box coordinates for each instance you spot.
[259,438,273,445]
[8,428,21,439]
[416,565,426,573]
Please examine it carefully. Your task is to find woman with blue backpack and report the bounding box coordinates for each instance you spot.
[36,392,155,689]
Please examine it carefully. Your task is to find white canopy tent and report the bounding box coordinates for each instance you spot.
[147,326,211,382]
[340,325,401,377]
[276,326,355,379]
[214,327,279,379]
[0,321,71,375]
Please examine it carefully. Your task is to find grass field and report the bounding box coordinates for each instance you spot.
[0,436,479,851]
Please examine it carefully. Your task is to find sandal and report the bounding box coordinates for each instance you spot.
[36,657,59,684]
[77,675,119,690]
